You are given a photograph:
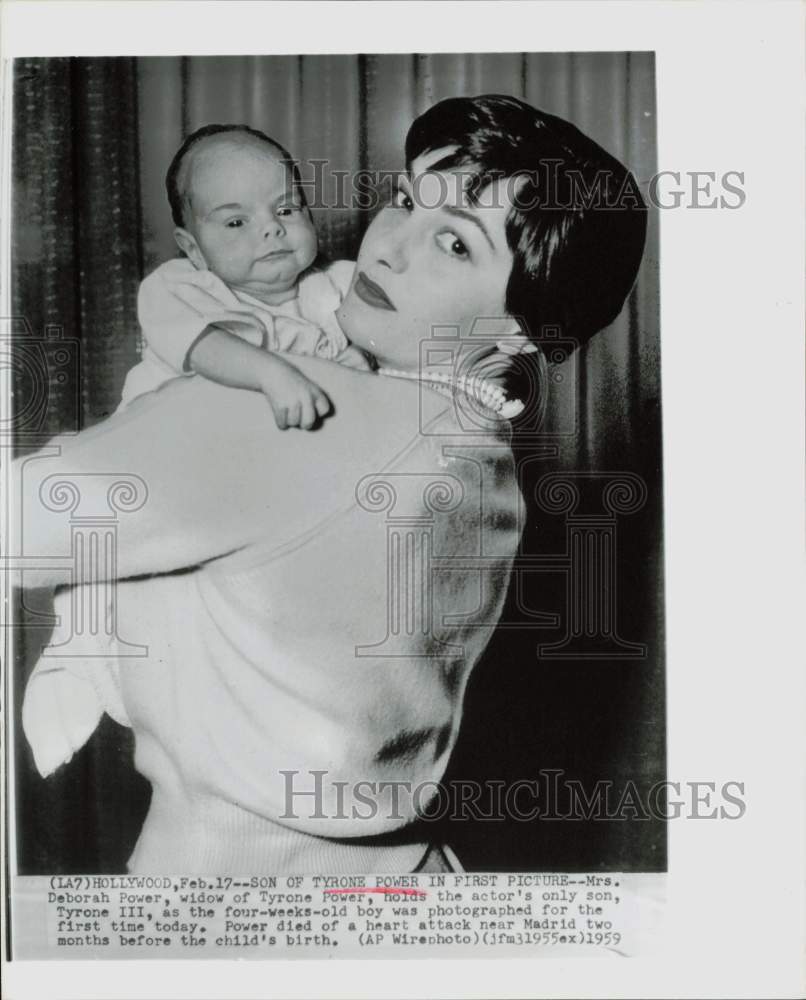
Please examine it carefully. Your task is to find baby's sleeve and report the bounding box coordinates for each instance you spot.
[325,259,356,297]
[138,261,269,374]
[295,263,356,358]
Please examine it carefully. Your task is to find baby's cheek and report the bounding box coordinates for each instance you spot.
[300,228,319,263]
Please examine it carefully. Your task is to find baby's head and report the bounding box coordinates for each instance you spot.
[166,124,318,299]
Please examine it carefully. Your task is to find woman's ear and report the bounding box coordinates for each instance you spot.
[174,227,207,269]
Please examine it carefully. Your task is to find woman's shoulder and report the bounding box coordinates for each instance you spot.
[284,358,514,471]
[203,364,519,576]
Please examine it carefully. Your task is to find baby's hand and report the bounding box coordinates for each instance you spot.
[258,355,332,430]
[334,344,376,371]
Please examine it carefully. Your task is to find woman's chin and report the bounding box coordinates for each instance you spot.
[337,300,418,371]
[336,303,377,354]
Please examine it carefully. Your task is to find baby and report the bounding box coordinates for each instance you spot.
[23,124,370,778]
[121,122,370,425]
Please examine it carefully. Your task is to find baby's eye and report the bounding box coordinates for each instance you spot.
[225,218,246,229]
[390,184,414,212]
[276,204,302,217]
[436,231,470,259]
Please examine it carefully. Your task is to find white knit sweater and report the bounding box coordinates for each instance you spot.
[14,359,523,872]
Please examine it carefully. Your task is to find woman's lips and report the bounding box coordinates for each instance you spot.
[354,271,396,311]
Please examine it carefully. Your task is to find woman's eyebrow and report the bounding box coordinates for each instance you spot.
[442,205,496,251]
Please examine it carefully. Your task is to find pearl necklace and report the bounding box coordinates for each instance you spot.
[377,366,525,420]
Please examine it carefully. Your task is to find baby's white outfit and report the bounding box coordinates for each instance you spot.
[121,257,352,403]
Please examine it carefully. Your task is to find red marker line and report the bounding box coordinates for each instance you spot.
[323,887,426,897]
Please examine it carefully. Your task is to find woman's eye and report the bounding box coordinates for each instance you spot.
[436,231,470,259]
[390,185,414,212]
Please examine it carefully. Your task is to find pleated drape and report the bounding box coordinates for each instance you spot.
[12,58,143,432]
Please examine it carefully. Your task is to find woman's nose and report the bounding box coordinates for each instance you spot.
[373,216,409,273]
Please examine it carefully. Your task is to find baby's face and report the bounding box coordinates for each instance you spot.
[178,137,318,298]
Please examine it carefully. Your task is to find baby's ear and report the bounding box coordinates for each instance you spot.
[173,227,206,269]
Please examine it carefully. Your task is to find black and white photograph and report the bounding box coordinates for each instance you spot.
[1,1,804,997]
[10,48,663,883]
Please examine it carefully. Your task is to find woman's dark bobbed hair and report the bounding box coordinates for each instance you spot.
[405,95,647,351]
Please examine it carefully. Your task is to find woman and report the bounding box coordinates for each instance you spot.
[15,95,646,873]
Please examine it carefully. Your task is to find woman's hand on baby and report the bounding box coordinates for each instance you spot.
[258,355,332,431]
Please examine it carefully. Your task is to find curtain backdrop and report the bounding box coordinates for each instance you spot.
[12,53,663,873]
